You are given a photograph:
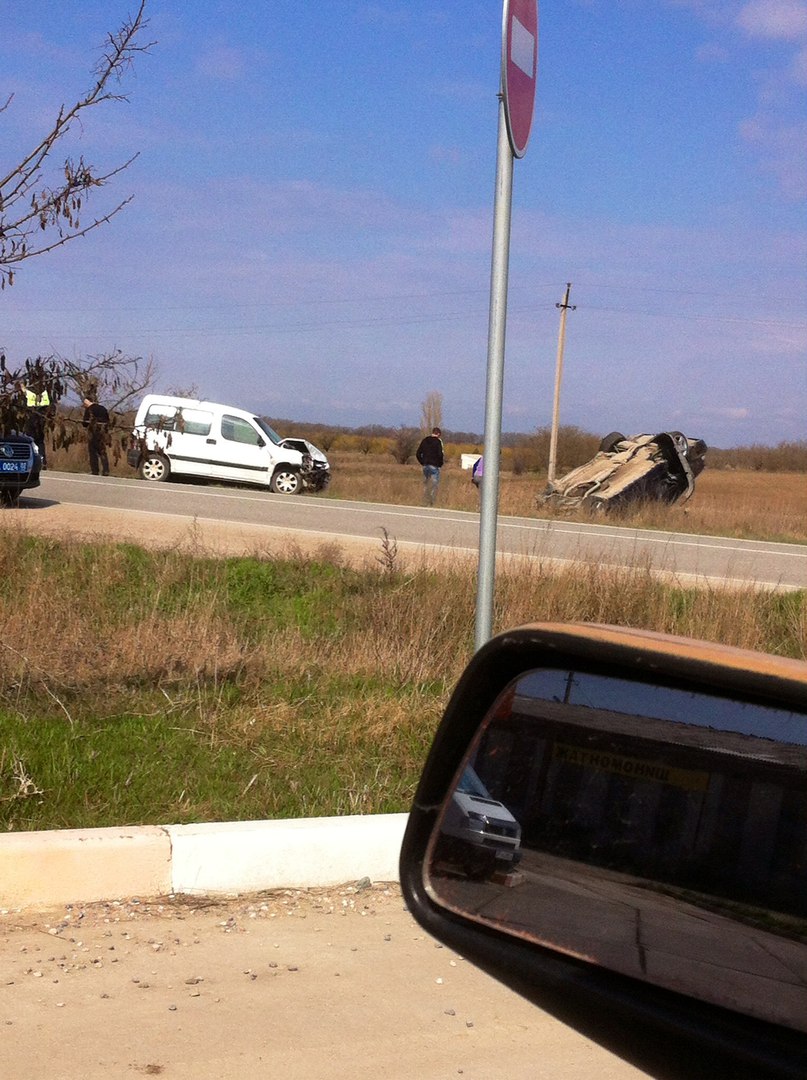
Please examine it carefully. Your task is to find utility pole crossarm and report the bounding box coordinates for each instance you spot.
[555,282,577,314]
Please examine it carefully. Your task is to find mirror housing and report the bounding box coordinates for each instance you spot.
[400,624,807,1080]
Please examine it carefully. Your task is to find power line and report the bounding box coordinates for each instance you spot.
[560,279,807,306]
[7,278,802,318]
[2,290,804,338]
[570,304,807,330]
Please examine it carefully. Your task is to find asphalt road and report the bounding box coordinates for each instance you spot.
[23,471,807,591]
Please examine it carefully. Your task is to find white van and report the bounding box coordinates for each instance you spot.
[439,764,522,870]
[127,395,330,495]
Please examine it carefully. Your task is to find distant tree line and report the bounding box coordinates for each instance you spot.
[266,417,807,474]
[707,442,807,472]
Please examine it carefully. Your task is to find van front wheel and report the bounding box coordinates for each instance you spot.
[270,468,301,495]
[140,454,170,482]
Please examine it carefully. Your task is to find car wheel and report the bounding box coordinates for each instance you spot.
[667,431,689,454]
[463,852,499,880]
[270,468,301,495]
[140,454,170,482]
[599,431,626,454]
[0,489,20,508]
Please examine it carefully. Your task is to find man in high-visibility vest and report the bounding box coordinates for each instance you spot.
[23,380,51,468]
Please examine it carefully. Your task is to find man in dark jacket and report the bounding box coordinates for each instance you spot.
[415,426,444,505]
[82,395,110,476]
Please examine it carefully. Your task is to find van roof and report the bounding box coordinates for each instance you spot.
[139,394,258,418]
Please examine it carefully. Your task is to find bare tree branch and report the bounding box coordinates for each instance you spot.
[420,390,443,433]
[0,351,156,443]
[0,3,154,286]
[59,349,157,414]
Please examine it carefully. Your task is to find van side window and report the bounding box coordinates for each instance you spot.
[145,405,177,431]
[176,409,212,436]
[144,406,212,437]
[221,414,261,445]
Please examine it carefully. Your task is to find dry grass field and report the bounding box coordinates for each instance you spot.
[1,522,804,830]
[3,434,803,829]
[3,439,798,830]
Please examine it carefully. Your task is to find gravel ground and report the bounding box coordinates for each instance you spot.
[1,882,649,1080]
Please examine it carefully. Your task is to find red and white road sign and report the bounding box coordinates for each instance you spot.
[502,0,538,158]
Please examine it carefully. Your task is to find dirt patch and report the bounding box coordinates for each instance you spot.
[3,502,381,565]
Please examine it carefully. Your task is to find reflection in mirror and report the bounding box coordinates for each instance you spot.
[426,670,807,1032]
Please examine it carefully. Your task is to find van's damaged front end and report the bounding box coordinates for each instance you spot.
[540,431,707,513]
[279,438,331,492]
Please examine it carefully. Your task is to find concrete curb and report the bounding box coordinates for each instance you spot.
[0,813,409,910]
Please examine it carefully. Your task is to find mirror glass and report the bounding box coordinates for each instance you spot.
[426,669,807,1031]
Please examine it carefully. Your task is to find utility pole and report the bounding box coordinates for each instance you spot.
[547,282,576,485]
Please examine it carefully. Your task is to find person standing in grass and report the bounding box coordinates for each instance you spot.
[416,426,444,506]
[82,394,110,476]
[471,455,483,491]
[471,454,485,511]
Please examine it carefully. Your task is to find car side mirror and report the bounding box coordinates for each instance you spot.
[256,436,265,447]
[399,624,807,1080]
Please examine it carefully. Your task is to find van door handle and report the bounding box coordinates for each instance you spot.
[206,438,216,444]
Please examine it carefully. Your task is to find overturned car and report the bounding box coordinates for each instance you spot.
[540,430,707,513]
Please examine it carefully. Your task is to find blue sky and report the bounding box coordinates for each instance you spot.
[0,1,805,447]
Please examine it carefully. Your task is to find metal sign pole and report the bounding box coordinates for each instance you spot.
[475,96,514,651]
[475,0,536,650]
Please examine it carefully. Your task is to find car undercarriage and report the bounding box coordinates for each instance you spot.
[540,431,707,512]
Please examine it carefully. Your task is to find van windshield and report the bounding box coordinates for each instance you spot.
[254,417,282,445]
[457,765,491,798]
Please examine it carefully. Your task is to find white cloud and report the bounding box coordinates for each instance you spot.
[195,45,246,81]
[676,2,807,197]
[792,42,807,81]
[737,0,807,40]
[357,5,412,29]
[740,116,807,198]
[695,41,731,61]
[703,406,752,419]
[430,79,491,104]
[429,144,464,167]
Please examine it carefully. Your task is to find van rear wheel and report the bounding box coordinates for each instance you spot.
[140,454,170,482]
[270,468,301,495]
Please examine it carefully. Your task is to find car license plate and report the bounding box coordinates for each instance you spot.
[0,461,27,473]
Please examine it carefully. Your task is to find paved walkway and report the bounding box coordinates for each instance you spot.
[1,883,649,1080]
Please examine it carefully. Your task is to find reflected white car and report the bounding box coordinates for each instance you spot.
[440,764,522,867]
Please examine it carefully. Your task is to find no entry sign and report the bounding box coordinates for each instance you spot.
[502,0,538,158]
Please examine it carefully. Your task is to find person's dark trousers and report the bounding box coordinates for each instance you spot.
[88,436,110,476]
[25,412,47,467]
